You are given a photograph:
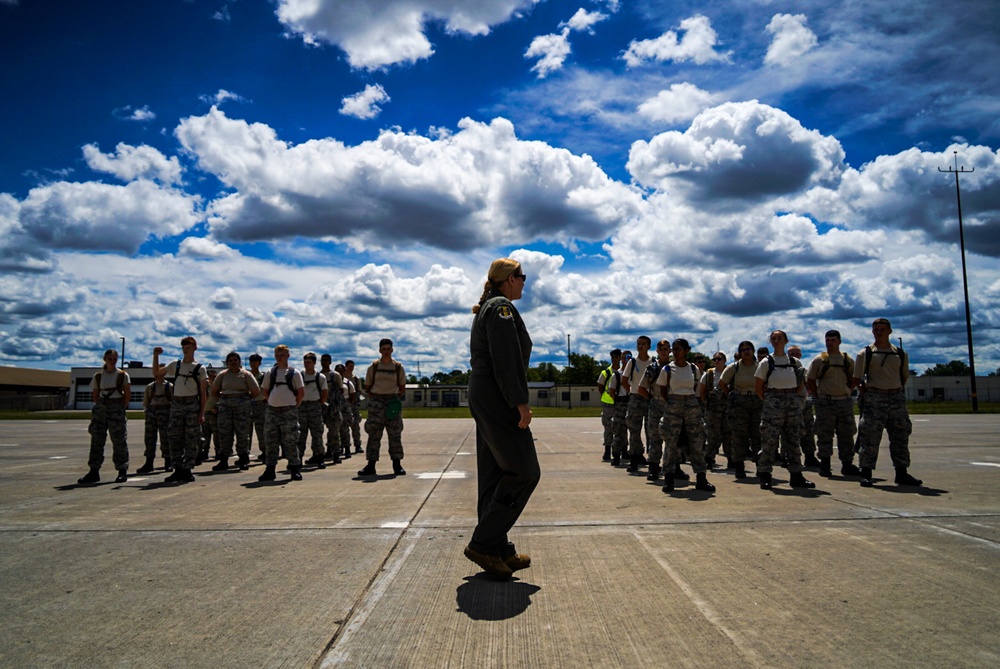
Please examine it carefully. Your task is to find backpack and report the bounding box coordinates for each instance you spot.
[268,366,297,394]
[659,362,699,397]
[861,345,905,386]
[763,355,803,388]
[95,370,126,399]
[172,360,204,395]
[818,352,853,380]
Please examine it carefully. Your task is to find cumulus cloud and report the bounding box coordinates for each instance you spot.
[178,236,237,258]
[112,105,156,122]
[0,193,55,273]
[623,15,731,67]
[274,0,538,69]
[627,101,845,204]
[562,8,608,33]
[637,82,721,124]
[175,108,643,250]
[83,143,183,185]
[339,84,390,119]
[764,14,819,67]
[16,180,201,253]
[525,29,571,78]
[200,89,247,106]
[210,287,238,309]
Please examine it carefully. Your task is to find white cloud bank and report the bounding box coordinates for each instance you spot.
[339,84,390,119]
[764,13,819,67]
[623,15,731,67]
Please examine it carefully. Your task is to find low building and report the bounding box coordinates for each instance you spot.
[0,366,71,411]
[905,375,1000,402]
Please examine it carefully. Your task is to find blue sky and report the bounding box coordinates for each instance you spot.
[2,0,999,375]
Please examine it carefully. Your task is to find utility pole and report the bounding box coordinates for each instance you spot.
[567,334,572,409]
[120,337,126,371]
[939,151,978,412]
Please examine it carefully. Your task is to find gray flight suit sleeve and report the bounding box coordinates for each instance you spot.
[481,298,531,408]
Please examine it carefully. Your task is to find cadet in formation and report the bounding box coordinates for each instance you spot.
[200,367,219,464]
[210,351,260,471]
[138,374,171,474]
[299,352,328,469]
[248,353,268,461]
[805,330,860,478]
[320,354,344,464]
[259,344,305,482]
[718,341,761,480]
[343,359,365,455]
[358,339,406,477]
[639,340,670,482]
[596,348,623,462]
[78,349,131,484]
[701,351,733,469]
[656,339,715,493]
[622,336,653,473]
[153,337,207,484]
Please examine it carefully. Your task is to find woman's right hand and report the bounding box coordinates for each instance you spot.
[516,403,532,429]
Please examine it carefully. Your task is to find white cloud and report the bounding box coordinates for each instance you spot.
[764,13,819,67]
[16,180,201,253]
[339,84,390,119]
[175,108,643,250]
[562,8,608,33]
[83,143,183,185]
[623,15,731,67]
[200,89,247,106]
[210,287,238,309]
[274,0,539,69]
[637,82,721,124]
[113,105,156,122]
[178,237,237,259]
[525,29,571,78]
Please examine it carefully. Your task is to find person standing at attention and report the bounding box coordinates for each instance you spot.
[464,258,539,580]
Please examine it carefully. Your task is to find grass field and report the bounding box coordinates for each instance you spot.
[1,402,998,420]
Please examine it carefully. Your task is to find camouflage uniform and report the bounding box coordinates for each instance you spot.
[727,393,762,463]
[856,391,911,470]
[297,400,326,460]
[250,370,267,456]
[169,397,203,470]
[202,394,219,459]
[814,396,856,463]
[758,393,805,475]
[703,370,732,463]
[217,397,252,461]
[646,397,666,466]
[265,406,301,468]
[324,376,344,457]
[365,395,404,461]
[660,396,708,474]
[625,395,649,458]
[89,399,129,471]
[798,395,816,458]
[143,382,171,462]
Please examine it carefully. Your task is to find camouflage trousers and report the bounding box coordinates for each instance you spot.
[264,405,301,468]
[168,397,203,470]
[202,410,218,456]
[798,397,816,457]
[251,401,267,455]
[645,398,666,465]
[365,396,403,461]
[297,400,326,459]
[758,393,804,474]
[217,397,253,459]
[600,404,615,452]
[611,401,628,456]
[143,404,170,460]
[339,405,353,454]
[88,399,129,471]
[856,391,912,470]
[625,395,649,457]
[350,403,363,449]
[704,402,732,462]
[727,393,762,463]
[659,396,708,474]
[814,396,857,463]
[325,401,343,453]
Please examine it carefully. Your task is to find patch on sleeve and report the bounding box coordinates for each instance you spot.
[497,305,514,320]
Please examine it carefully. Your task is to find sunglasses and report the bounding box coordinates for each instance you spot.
[513,273,527,281]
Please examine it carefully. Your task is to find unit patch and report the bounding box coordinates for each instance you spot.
[497,305,514,320]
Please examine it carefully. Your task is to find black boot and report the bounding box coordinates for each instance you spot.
[358,460,377,476]
[212,458,230,472]
[392,459,406,476]
[237,455,250,471]
[789,471,816,489]
[759,472,772,490]
[115,468,128,483]
[894,468,922,486]
[804,453,821,468]
[725,458,734,470]
[77,468,100,485]
[734,463,747,480]
[163,456,173,472]
[258,465,276,482]
[610,454,620,467]
[646,463,661,481]
[136,457,155,474]
[164,468,184,483]
[819,457,832,477]
[602,446,611,462]
[695,471,715,492]
[289,465,303,481]
[860,467,874,487]
[841,462,861,477]
[178,468,195,483]
[672,465,690,481]
[331,452,341,464]
[626,453,640,473]
[662,476,674,493]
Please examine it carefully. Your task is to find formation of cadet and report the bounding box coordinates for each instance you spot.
[76,336,407,486]
[598,319,925,494]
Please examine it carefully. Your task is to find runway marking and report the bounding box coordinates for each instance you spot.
[48,456,68,460]
[380,521,409,529]
[455,451,472,455]
[971,462,1000,468]
[416,471,466,480]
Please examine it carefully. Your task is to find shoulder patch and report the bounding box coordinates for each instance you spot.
[497,305,514,320]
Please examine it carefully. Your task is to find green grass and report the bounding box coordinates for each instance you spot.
[1,403,996,420]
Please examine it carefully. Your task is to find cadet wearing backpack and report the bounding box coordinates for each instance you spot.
[259,344,305,482]
[77,349,131,485]
[138,376,172,474]
[656,339,715,494]
[153,337,207,484]
[753,330,815,490]
[719,341,761,480]
[622,336,654,473]
[639,340,671,481]
[806,330,859,477]
[852,318,922,488]
[596,349,622,462]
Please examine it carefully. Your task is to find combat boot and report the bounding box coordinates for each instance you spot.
[77,468,100,485]
[626,454,640,473]
[392,459,406,476]
[841,462,861,477]
[178,468,195,483]
[163,456,173,472]
[136,457,155,474]
[258,465,276,482]
[672,465,690,481]
[860,467,874,487]
[789,471,816,489]
[212,458,229,472]
[646,463,661,481]
[734,462,747,480]
[759,472,772,490]
[358,460,377,476]
[164,468,184,483]
[819,457,832,477]
[695,471,715,492]
[610,453,620,466]
[115,469,128,483]
[237,455,250,471]
[289,465,303,481]
[804,453,821,468]
[602,446,611,462]
[894,468,922,486]
[725,458,734,470]
[331,451,341,464]
[662,476,674,493]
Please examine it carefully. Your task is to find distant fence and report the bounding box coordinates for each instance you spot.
[0,395,68,411]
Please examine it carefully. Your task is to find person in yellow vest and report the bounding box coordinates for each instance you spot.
[597,349,622,462]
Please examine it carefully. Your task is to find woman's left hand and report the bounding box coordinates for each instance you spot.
[516,403,532,429]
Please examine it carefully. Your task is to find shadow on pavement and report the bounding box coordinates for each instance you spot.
[455,574,541,621]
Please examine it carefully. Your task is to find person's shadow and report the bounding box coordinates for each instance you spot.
[455,574,540,621]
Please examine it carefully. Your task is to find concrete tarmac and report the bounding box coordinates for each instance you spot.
[0,415,997,668]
